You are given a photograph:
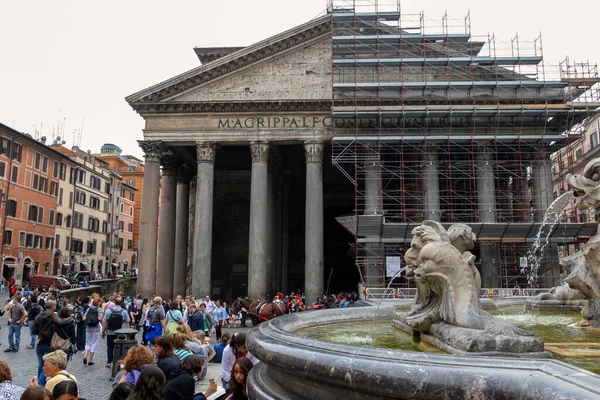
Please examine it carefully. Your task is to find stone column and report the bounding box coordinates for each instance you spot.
[364,145,381,215]
[266,155,278,295]
[275,176,284,292]
[364,145,382,287]
[426,151,441,222]
[477,147,497,224]
[477,146,499,288]
[281,171,291,293]
[532,151,553,223]
[173,168,190,297]
[186,177,196,294]
[137,141,163,297]
[305,141,325,306]
[193,142,217,297]
[156,161,177,300]
[531,149,559,286]
[248,142,269,300]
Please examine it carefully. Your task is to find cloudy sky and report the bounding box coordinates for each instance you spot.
[1,1,598,158]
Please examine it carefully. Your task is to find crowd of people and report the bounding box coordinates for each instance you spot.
[0,280,361,400]
[0,289,261,400]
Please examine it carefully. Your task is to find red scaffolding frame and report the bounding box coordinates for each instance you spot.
[329,0,600,289]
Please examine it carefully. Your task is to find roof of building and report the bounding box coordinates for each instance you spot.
[193,47,246,64]
[0,121,77,164]
[51,145,119,177]
[51,145,78,158]
[121,181,138,191]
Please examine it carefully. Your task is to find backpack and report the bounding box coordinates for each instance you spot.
[29,304,41,320]
[147,306,160,324]
[107,309,124,331]
[73,305,85,324]
[86,307,100,327]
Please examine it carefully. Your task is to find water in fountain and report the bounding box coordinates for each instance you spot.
[526,191,575,287]
[369,266,407,336]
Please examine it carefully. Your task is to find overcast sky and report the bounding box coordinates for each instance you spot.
[1,1,598,159]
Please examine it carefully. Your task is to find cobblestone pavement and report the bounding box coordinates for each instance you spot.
[0,313,253,399]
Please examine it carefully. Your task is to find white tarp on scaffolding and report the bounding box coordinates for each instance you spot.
[386,256,402,278]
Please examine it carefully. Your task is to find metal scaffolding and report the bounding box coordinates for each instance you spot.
[329,0,600,289]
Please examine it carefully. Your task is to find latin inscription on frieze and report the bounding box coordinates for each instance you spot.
[217,116,332,129]
[215,116,409,130]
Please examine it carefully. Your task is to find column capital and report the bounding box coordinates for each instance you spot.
[427,151,439,165]
[138,140,164,162]
[476,145,494,163]
[304,141,325,163]
[250,142,269,163]
[196,142,217,163]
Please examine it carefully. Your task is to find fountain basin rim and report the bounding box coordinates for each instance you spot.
[247,306,600,400]
[249,305,595,369]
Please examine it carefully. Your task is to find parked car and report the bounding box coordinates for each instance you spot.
[29,275,71,291]
[71,271,93,283]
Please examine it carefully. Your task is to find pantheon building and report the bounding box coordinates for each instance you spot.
[127,5,598,304]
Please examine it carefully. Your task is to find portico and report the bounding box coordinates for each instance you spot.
[135,136,333,305]
[124,11,346,303]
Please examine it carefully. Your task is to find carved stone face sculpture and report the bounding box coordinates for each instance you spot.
[447,223,476,254]
[566,158,600,210]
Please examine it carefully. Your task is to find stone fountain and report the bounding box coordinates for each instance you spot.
[393,221,549,356]
[248,305,600,399]
[246,205,600,399]
[563,158,600,328]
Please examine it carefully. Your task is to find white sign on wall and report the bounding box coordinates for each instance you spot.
[386,256,402,278]
[520,257,528,269]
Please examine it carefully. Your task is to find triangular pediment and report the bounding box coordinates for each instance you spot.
[126,15,331,110]
[169,37,332,103]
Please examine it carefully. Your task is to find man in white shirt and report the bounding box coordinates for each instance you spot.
[182,297,192,324]
[204,295,216,315]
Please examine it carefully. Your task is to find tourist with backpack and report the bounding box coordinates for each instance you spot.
[82,295,103,366]
[74,297,89,351]
[144,296,166,345]
[26,295,41,349]
[102,296,130,368]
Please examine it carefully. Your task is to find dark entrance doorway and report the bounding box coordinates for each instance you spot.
[23,259,32,283]
[2,257,16,281]
[53,251,61,275]
[209,143,357,300]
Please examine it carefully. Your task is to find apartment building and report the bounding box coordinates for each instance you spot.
[96,143,147,266]
[0,123,68,284]
[118,183,137,271]
[552,115,600,223]
[52,154,78,276]
[51,145,117,276]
